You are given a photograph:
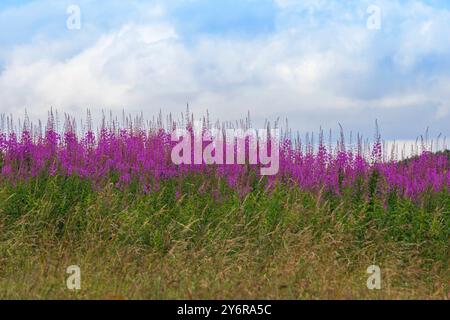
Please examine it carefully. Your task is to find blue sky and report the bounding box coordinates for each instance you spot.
[0,0,449,141]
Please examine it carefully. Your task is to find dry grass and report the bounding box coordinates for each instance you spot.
[0,176,448,299]
[0,229,447,299]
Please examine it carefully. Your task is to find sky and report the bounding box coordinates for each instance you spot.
[0,0,449,141]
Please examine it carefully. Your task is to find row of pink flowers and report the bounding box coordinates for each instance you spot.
[0,119,448,201]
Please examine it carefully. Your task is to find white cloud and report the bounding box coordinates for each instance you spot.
[0,0,449,138]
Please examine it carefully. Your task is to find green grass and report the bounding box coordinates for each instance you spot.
[0,175,448,299]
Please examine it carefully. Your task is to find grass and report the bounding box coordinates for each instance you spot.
[0,174,448,299]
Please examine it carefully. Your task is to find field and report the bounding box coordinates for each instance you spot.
[0,113,448,299]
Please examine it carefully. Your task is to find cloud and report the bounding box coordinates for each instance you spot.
[0,0,449,139]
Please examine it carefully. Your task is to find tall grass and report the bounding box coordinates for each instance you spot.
[0,111,448,299]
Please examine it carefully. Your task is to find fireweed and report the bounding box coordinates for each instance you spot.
[0,112,448,202]
[171,122,280,175]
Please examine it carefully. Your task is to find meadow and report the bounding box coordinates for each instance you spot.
[0,112,448,299]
